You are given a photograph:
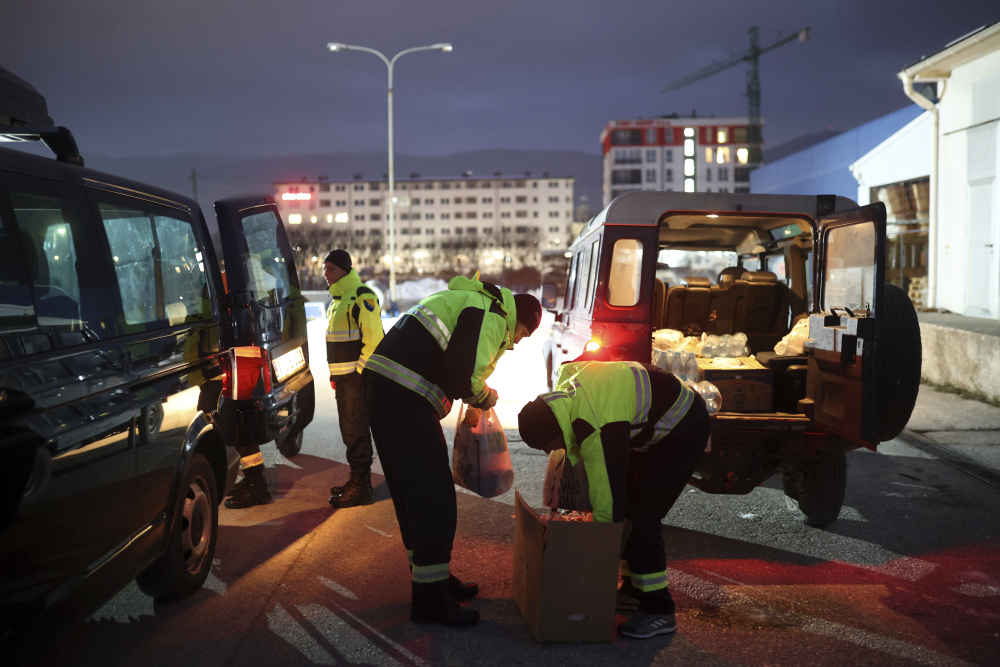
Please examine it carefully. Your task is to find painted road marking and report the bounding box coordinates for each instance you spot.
[668,568,974,667]
[319,575,359,600]
[333,603,430,667]
[267,603,335,665]
[893,481,940,491]
[297,604,400,667]
[850,557,940,582]
[366,525,392,537]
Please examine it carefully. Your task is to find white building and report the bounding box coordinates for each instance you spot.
[274,174,575,277]
[599,116,758,207]
[853,22,1000,320]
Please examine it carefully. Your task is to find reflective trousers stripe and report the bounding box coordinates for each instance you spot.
[240,452,264,468]
[407,303,452,350]
[641,382,696,452]
[627,362,652,437]
[329,361,358,375]
[326,331,362,342]
[412,562,450,583]
[366,354,453,419]
[620,559,631,577]
[631,570,669,592]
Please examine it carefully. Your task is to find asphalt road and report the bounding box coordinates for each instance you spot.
[33,320,1000,667]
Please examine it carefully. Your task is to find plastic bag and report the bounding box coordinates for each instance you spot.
[452,405,514,498]
[774,318,810,356]
[542,449,593,512]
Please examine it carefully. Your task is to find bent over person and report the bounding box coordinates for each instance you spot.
[517,360,710,639]
[362,274,542,627]
[323,249,384,508]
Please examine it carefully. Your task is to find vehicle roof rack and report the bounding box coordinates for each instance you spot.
[0,65,84,167]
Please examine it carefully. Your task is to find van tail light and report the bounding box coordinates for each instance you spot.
[584,339,601,352]
[220,346,272,400]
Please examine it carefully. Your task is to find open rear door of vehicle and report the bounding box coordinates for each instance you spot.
[802,203,886,449]
[213,195,312,447]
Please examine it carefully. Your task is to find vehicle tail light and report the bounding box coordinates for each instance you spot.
[584,339,601,352]
[220,346,272,400]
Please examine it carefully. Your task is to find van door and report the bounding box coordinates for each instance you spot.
[213,195,310,447]
[805,203,886,447]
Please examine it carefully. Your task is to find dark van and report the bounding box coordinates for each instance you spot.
[542,191,921,527]
[0,67,314,660]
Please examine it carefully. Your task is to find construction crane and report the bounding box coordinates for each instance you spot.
[662,26,810,167]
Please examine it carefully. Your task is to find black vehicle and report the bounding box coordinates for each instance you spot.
[0,67,314,660]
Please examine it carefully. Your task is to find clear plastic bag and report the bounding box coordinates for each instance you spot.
[452,405,514,498]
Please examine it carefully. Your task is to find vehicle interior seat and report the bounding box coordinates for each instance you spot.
[708,271,748,335]
[18,230,81,323]
[652,278,666,330]
[735,271,789,353]
[664,276,712,335]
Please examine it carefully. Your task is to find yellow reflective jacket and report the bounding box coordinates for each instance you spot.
[326,269,383,376]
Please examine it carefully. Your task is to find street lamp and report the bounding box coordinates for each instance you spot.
[326,41,453,303]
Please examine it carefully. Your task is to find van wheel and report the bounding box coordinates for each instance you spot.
[278,429,303,457]
[877,283,922,442]
[136,453,218,599]
[781,453,846,527]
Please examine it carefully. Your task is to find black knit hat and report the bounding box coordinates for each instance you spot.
[518,397,562,449]
[513,293,542,335]
[323,249,352,272]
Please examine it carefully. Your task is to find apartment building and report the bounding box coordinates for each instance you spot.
[600,116,758,206]
[274,174,575,279]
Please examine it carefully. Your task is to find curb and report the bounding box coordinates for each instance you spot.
[896,429,1000,491]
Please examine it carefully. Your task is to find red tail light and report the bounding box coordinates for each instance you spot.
[221,346,272,399]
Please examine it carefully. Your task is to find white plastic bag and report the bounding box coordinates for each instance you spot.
[452,405,514,498]
[774,318,810,356]
[542,449,593,512]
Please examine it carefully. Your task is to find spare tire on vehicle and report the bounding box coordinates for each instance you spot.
[877,283,922,442]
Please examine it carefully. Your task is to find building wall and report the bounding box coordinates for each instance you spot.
[936,48,1000,319]
[600,118,754,207]
[851,112,932,205]
[752,105,923,199]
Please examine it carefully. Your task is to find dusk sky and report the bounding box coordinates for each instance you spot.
[2,1,997,159]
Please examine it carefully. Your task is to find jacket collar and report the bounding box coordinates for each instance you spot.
[328,268,362,299]
[447,272,517,348]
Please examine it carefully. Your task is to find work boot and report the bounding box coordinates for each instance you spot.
[226,476,248,497]
[447,574,479,601]
[329,471,374,508]
[409,580,479,627]
[329,470,373,496]
[224,465,273,509]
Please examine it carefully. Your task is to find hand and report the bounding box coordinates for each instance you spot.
[462,407,482,428]
[480,388,499,411]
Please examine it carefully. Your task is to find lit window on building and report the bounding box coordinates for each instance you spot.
[717,128,728,143]
[705,147,713,162]
[684,178,695,193]
[737,148,749,164]
[716,147,730,163]
[288,214,302,224]
[684,159,695,177]
[684,139,694,157]
[684,127,695,138]
[335,212,348,223]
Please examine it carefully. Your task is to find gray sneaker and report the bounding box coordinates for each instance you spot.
[617,611,677,639]
[616,586,640,611]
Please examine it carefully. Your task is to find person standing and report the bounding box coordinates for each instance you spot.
[362,274,542,627]
[323,249,384,508]
[517,360,710,639]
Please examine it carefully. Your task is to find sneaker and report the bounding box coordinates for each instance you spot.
[617,611,677,639]
[616,584,640,611]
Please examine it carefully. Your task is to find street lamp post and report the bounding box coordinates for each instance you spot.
[326,42,453,303]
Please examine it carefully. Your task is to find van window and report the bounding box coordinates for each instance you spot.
[99,200,211,332]
[608,239,643,306]
[584,239,600,309]
[0,213,37,359]
[574,243,592,310]
[823,223,876,313]
[3,174,116,351]
[765,254,786,282]
[564,252,579,309]
[240,209,297,306]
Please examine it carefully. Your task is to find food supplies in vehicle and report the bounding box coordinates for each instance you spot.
[652,328,703,356]
[696,357,773,412]
[774,317,810,356]
[452,405,514,498]
[511,490,622,643]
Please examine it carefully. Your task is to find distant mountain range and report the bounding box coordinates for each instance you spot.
[83,148,604,238]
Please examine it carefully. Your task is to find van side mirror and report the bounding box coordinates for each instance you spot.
[541,283,558,310]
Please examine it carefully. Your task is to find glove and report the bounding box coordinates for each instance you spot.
[330,376,337,391]
[479,388,499,411]
[462,406,482,428]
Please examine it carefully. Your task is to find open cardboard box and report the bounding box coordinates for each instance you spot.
[697,356,773,412]
[510,489,622,642]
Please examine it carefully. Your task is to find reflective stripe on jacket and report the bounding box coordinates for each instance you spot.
[539,361,696,522]
[326,269,384,376]
[363,273,517,416]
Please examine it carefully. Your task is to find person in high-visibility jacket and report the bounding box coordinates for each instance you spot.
[323,249,384,508]
[517,360,710,640]
[362,273,542,628]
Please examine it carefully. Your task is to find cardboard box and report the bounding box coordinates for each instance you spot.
[511,490,623,643]
[697,357,773,412]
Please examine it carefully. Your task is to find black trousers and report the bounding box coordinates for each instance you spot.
[623,397,711,614]
[363,370,456,569]
[334,371,374,472]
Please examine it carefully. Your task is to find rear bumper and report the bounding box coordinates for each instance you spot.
[215,368,315,449]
